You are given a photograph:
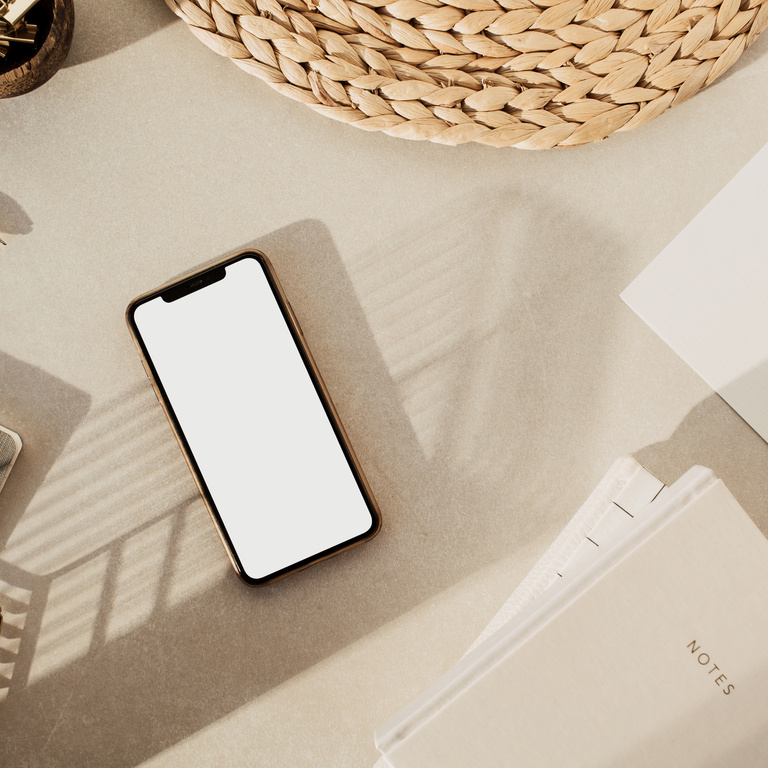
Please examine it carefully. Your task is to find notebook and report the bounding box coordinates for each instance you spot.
[375,459,768,767]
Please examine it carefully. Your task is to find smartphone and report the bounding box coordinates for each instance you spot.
[126,251,380,586]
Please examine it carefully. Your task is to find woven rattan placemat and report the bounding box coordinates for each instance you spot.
[167,0,768,147]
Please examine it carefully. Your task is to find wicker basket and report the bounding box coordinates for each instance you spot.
[166,0,768,147]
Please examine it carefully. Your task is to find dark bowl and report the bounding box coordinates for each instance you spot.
[0,0,74,98]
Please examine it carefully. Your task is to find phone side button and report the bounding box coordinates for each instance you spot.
[140,363,161,403]
[141,360,157,386]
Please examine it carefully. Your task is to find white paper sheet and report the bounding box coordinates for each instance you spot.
[622,141,768,443]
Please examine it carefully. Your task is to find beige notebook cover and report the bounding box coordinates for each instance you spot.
[376,471,768,767]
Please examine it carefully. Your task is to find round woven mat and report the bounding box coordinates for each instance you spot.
[167,0,768,147]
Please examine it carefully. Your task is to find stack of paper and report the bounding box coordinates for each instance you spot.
[375,458,768,767]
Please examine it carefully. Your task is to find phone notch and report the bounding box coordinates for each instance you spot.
[162,265,226,303]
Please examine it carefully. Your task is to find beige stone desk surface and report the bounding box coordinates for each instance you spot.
[1,2,768,765]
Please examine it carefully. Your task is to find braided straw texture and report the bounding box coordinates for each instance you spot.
[166,0,768,147]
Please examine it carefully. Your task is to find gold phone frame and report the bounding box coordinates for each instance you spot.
[126,250,381,586]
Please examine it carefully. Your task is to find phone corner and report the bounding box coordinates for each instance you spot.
[368,510,383,540]
[125,292,148,335]
[124,299,137,331]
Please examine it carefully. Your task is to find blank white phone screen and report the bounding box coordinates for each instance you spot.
[133,257,374,580]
